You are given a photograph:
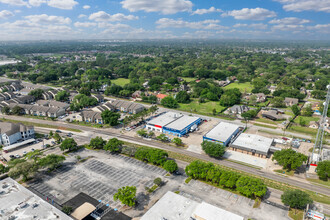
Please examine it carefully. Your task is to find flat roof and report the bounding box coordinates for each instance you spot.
[164,115,200,131]
[231,133,273,154]
[204,122,240,142]
[3,138,35,151]
[147,112,183,127]
[0,177,72,220]
[193,202,244,220]
[141,191,243,220]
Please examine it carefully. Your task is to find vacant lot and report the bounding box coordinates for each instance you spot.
[111,78,130,86]
[178,99,226,116]
[224,82,252,93]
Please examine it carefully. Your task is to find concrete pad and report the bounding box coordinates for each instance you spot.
[223,150,267,168]
[187,144,203,154]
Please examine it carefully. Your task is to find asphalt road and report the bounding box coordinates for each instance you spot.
[3,115,330,197]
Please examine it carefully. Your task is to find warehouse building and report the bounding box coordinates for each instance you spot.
[141,191,243,220]
[230,133,274,158]
[146,112,201,136]
[203,122,241,146]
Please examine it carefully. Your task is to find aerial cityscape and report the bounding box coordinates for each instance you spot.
[0,0,329,220]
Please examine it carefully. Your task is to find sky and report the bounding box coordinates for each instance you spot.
[0,0,329,41]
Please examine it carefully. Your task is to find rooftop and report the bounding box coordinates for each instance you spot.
[0,177,72,220]
[147,112,183,127]
[231,133,273,155]
[164,115,200,131]
[204,122,241,142]
[141,191,243,220]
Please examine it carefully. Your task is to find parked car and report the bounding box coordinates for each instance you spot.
[125,127,131,131]
[9,155,15,159]
[31,148,35,152]
[55,130,61,133]
[15,154,20,158]
[23,151,27,156]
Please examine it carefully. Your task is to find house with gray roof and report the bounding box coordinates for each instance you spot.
[284,97,299,107]
[81,111,103,124]
[228,105,252,115]
[108,99,145,114]
[91,94,104,103]
[0,121,34,146]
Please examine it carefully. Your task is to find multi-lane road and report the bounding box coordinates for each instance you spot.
[4,115,329,197]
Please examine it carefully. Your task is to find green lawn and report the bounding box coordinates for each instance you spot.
[178,99,226,116]
[224,82,252,93]
[307,178,330,188]
[181,77,197,83]
[255,118,278,125]
[294,116,320,125]
[289,209,304,220]
[288,125,319,136]
[254,123,277,129]
[111,78,130,86]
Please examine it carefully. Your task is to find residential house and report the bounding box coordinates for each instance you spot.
[108,99,145,114]
[255,93,266,102]
[0,92,15,101]
[268,85,277,94]
[91,94,104,103]
[81,111,103,124]
[284,97,299,107]
[261,110,283,121]
[93,102,116,113]
[0,121,34,146]
[229,105,251,115]
[132,90,144,99]
[179,84,189,91]
[156,94,168,103]
[300,87,307,95]
[36,100,70,111]
[12,95,35,104]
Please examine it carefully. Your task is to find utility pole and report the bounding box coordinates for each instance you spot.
[310,85,330,167]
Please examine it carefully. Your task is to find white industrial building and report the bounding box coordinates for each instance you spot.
[230,133,274,158]
[141,191,243,220]
[203,122,241,146]
[146,112,201,137]
[0,178,72,220]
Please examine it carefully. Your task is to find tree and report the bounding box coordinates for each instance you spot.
[0,164,9,174]
[154,177,162,186]
[38,154,65,170]
[89,136,106,149]
[53,132,62,144]
[28,89,44,99]
[298,117,307,127]
[272,149,308,171]
[291,104,300,116]
[302,104,313,117]
[55,90,70,102]
[175,91,190,103]
[113,186,137,207]
[156,134,168,142]
[62,206,73,215]
[281,189,312,211]
[241,110,257,121]
[163,160,178,173]
[60,138,78,152]
[1,106,10,114]
[101,110,120,126]
[236,176,267,198]
[8,161,39,181]
[219,89,241,107]
[161,96,178,108]
[271,97,285,108]
[135,147,168,165]
[104,138,123,153]
[12,106,23,115]
[172,137,183,146]
[79,87,91,96]
[201,141,226,159]
[249,95,258,106]
[316,160,330,181]
[137,129,148,137]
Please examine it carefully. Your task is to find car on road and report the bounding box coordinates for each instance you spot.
[23,151,27,156]
[31,148,35,152]
[9,155,15,159]
[125,127,131,131]
[15,154,20,158]
[67,133,73,137]
[51,141,56,145]
[55,130,61,133]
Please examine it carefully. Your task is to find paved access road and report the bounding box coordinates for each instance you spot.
[3,115,330,197]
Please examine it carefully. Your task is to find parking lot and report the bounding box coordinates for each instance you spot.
[27,150,167,212]
[1,138,54,161]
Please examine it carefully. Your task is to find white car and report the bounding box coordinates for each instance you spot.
[125,127,132,131]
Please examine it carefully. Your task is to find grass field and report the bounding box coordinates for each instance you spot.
[111,78,130,86]
[289,209,304,220]
[255,118,278,125]
[307,178,330,188]
[178,99,226,116]
[288,125,318,135]
[294,116,320,125]
[181,77,197,82]
[254,123,277,129]
[224,82,252,93]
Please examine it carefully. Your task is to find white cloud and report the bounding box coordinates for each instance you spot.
[274,0,330,13]
[0,10,14,19]
[269,17,311,25]
[306,24,330,33]
[14,10,22,13]
[0,0,28,7]
[47,0,78,10]
[74,22,96,28]
[234,23,268,29]
[272,24,306,31]
[28,0,46,7]
[222,8,276,20]
[156,18,228,30]
[78,14,86,18]
[83,5,90,9]
[121,0,193,14]
[89,11,138,22]
[192,7,222,15]
[24,14,71,24]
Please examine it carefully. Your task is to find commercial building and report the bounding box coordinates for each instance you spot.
[203,122,241,146]
[0,121,34,147]
[141,191,243,220]
[230,133,274,158]
[146,112,201,136]
[0,178,72,220]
